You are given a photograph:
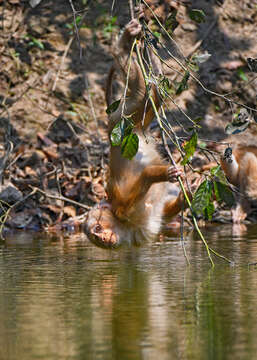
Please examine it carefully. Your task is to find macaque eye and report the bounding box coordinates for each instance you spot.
[93,224,103,234]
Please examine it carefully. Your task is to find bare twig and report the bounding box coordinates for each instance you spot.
[30,186,91,210]
[0,188,38,240]
[52,37,73,92]
[68,0,83,61]
[186,19,217,58]
[141,2,257,114]
[129,0,135,19]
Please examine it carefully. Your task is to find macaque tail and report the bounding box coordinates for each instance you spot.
[106,63,115,108]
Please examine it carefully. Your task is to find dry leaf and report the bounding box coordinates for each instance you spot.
[63,206,76,218]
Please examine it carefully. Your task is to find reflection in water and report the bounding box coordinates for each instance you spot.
[0,226,257,360]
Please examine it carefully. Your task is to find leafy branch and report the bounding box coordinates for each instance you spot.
[122,0,238,266]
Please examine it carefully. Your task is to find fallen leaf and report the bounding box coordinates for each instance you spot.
[63,206,76,218]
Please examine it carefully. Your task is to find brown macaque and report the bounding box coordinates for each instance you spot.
[85,18,186,248]
[220,145,257,223]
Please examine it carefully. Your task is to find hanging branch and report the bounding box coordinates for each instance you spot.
[141,0,257,115]
[126,1,235,266]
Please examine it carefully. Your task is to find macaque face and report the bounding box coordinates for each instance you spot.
[85,202,131,248]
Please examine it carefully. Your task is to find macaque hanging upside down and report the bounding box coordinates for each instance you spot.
[85,18,186,248]
[220,145,257,223]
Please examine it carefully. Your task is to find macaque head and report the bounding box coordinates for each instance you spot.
[85,202,133,248]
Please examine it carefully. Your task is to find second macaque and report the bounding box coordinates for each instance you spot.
[220,145,257,223]
[85,18,187,248]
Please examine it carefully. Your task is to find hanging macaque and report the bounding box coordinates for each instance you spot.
[85,13,187,248]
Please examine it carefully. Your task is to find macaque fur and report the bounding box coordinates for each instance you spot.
[220,145,257,223]
[85,19,185,247]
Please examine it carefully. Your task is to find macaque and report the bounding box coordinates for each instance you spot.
[220,145,257,223]
[85,17,186,248]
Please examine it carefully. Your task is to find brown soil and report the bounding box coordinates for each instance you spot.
[0,0,256,234]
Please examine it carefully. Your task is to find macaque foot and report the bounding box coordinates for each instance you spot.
[167,165,183,183]
[125,19,142,37]
[232,203,248,224]
[135,4,145,20]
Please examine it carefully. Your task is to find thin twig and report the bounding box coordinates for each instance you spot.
[52,37,73,92]
[0,188,38,240]
[30,186,91,210]
[84,73,99,134]
[186,19,217,58]
[129,0,135,19]
[141,1,257,114]
[68,0,82,61]
[135,41,216,266]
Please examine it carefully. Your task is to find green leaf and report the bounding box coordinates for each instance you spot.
[165,13,179,34]
[204,201,215,220]
[193,117,203,124]
[213,181,235,207]
[110,121,123,146]
[110,16,117,25]
[29,37,44,49]
[159,76,172,98]
[153,31,161,39]
[176,71,190,95]
[189,9,206,23]
[210,165,228,184]
[110,116,134,146]
[181,131,198,165]
[192,179,213,216]
[121,133,139,160]
[106,99,121,114]
[75,15,82,25]
[187,60,199,72]
[237,68,248,81]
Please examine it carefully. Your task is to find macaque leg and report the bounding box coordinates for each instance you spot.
[112,165,182,219]
[162,193,184,222]
[108,18,162,134]
[162,169,197,222]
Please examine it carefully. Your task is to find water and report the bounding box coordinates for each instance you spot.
[1,225,257,360]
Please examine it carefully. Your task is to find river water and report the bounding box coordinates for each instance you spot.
[1,224,257,360]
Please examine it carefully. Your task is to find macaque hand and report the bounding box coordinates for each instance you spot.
[125,19,142,38]
[167,165,183,183]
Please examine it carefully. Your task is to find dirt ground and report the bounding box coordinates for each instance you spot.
[0,0,256,234]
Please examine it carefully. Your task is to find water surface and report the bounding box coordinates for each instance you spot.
[1,224,257,360]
